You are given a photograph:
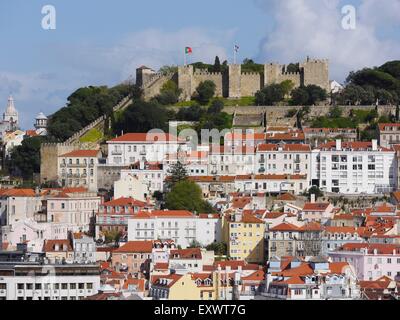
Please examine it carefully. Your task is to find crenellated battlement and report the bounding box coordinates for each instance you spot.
[193,71,222,76]
[137,56,330,101]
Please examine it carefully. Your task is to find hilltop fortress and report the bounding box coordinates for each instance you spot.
[137,57,330,100]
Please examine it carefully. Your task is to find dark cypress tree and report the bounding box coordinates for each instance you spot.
[213,56,221,73]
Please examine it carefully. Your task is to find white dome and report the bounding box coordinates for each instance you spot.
[36,112,48,120]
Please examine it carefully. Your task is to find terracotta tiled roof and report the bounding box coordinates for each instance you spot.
[103,197,148,207]
[60,150,99,157]
[170,248,202,260]
[151,274,183,288]
[1,188,36,197]
[276,193,297,201]
[270,222,300,231]
[154,263,169,270]
[43,239,72,252]
[114,241,154,253]
[318,141,392,152]
[303,202,330,211]
[123,278,145,291]
[108,133,182,143]
[379,123,400,131]
[257,144,310,152]
[133,210,194,219]
[337,243,400,254]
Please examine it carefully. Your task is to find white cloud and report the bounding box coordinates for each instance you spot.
[254,0,400,81]
[0,27,234,128]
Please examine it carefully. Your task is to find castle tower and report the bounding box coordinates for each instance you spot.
[136,65,156,87]
[3,95,19,131]
[228,64,241,99]
[178,65,194,101]
[300,58,330,92]
[264,63,282,87]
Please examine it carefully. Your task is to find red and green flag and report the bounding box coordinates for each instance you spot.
[185,47,193,54]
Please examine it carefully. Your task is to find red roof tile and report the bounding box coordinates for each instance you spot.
[114,241,154,253]
[60,150,99,157]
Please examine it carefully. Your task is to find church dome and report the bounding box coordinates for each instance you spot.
[36,112,48,120]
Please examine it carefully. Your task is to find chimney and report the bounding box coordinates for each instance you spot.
[372,139,378,151]
[139,160,145,170]
[336,139,342,151]
[311,194,316,203]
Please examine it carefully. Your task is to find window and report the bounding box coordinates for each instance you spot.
[62,283,68,290]
[17,283,24,290]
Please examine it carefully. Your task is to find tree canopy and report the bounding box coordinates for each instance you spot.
[47,84,134,141]
[165,180,214,213]
[10,136,43,180]
[194,80,217,105]
[113,100,174,135]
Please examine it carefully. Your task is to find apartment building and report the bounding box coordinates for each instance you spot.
[379,123,400,148]
[255,144,311,184]
[208,146,256,176]
[311,140,396,194]
[227,212,265,264]
[128,211,221,248]
[329,243,400,281]
[267,222,323,260]
[58,150,100,192]
[96,197,151,237]
[106,132,187,166]
[46,190,101,232]
[0,263,100,300]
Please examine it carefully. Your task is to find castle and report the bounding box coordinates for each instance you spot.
[137,57,330,101]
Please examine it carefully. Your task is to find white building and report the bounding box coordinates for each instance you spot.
[107,132,187,166]
[117,161,165,196]
[0,219,70,252]
[58,150,100,192]
[208,146,256,176]
[46,190,101,232]
[0,264,100,300]
[256,143,311,184]
[0,189,43,227]
[311,140,396,194]
[128,211,221,248]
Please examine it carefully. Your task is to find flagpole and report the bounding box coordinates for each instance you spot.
[233,46,236,65]
[184,48,186,66]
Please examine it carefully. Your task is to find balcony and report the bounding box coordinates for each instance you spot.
[139,150,146,155]
[258,158,265,164]
[68,163,87,168]
[258,167,266,173]
[111,150,122,155]
[294,158,301,163]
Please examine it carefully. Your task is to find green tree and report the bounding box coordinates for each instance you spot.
[176,104,205,121]
[290,87,309,105]
[280,80,295,97]
[329,106,343,118]
[208,98,224,114]
[165,180,213,213]
[195,80,217,105]
[10,136,43,180]
[306,186,323,201]
[286,63,300,73]
[206,242,227,256]
[167,161,188,188]
[255,84,285,105]
[113,100,172,134]
[155,80,182,105]
[213,56,221,73]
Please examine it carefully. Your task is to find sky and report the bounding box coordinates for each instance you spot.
[0,0,399,129]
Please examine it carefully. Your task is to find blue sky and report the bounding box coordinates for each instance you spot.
[0,0,399,129]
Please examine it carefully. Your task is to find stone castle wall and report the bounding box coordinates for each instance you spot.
[139,57,331,101]
[192,70,224,97]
